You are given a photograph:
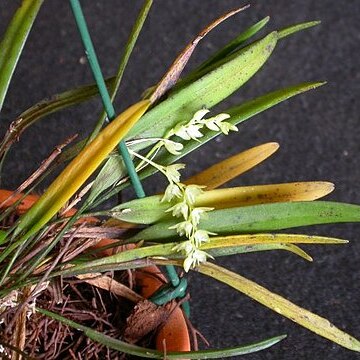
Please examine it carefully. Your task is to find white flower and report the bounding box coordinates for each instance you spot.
[192,249,209,263]
[183,249,210,272]
[190,207,213,226]
[166,201,189,219]
[184,184,205,205]
[169,220,193,237]
[218,121,238,135]
[161,183,183,202]
[193,229,215,245]
[164,163,185,183]
[170,125,190,140]
[162,139,184,155]
[191,108,210,123]
[204,120,220,131]
[200,113,237,135]
[172,240,194,254]
[173,123,203,141]
[186,124,204,140]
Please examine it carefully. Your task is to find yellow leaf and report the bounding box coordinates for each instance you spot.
[199,262,360,352]
[196,182,334,209]
[16,100,150,237]
[185,142,279,189]
[202,233,348,247]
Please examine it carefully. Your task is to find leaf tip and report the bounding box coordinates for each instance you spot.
[269,142,280,151]
[314,81,327,88]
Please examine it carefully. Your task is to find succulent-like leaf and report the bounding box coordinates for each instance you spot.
[202,233,349,259]
[130,201,360,241]
[206,243,314,261]
[110,182,334,224]
[33,234,349,280]
[198,262,360,352]
[126,32,278,141]
[204,233,348,247]
[196,182,334,208]
[0,0,44,113]
[59,237,317,277]
[184,142,279,189]
[130,82,325,190]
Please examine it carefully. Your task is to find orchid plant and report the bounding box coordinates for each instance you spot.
[0,0,359,358]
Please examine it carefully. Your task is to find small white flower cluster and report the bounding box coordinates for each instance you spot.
[161,180,215,272]
[167,108,238,141]
[131,109,235,271]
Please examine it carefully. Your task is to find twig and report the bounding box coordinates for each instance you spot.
[59,181,93,217]
[0,134,77,210]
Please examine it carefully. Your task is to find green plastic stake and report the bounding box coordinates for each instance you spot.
[69,0,188,316]
[69,0,145,198]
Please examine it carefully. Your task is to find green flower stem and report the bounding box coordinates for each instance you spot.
[129,148,166,174]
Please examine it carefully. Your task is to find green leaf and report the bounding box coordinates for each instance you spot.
[110,181,334,225]
[279,20,321,39]
[56,225,348,287]
[194,16,270,74]
[37,307,286,358]
[130,201,360,241]
[63,234,347,277]
[14,101,149,239]
[0,0,44,113]
[90,83,325,211]
[198,262,360,352]
[91,82,324,208]
[132,82,325,187]
[202,233,349,260]
[59,237,316,277]
[206,243,313,261]
[0,78,115,158]
[87,154,126,203]
[150,6,249,102]
[175,20,319,93]
[0,230,7,244]
[126,32,278,142]
[88,0,153,140]
[59,243,175,277]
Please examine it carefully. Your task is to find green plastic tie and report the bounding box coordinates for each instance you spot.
[69,0,188,316]
[150,277,188,306]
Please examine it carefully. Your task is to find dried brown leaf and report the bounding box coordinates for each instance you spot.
[150,5,249,102]
[76,273,143,303]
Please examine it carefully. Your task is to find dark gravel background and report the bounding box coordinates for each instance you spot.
[0,1,359,359]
